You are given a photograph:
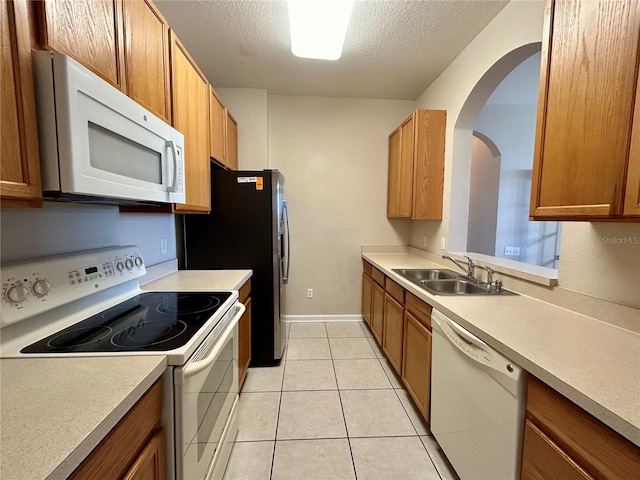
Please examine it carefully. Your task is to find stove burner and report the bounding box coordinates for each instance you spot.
[47,326,112,348]
[156,294,221,315]
[111,320,188,347]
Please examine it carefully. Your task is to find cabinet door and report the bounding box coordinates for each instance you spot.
[209,86,226,165]
[362,272,372,326]
[123,430,166,480]
[521,420,592,480]
[170,31,210,213]
[387,127,402,217]
[225,110,238,170]
[371,282,385,345]
[530,0,640,219]
[382,293,404,375]
[398,115,415,216]
[623,68,640,216]
[402,311,431,421]
[238,297,252,389]
[38,0,125,90]
[412,110,446,220]
[1,0,42,207]
[121,0,170,122]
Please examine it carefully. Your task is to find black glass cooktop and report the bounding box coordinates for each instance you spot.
[21,291,232,353]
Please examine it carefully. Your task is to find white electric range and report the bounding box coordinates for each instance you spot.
[0,246,243,480]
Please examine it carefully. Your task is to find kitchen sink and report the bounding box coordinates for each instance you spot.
[392,268,517,296]
[392,268,460,281]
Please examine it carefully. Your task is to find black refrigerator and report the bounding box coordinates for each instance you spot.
[182,169,289,366]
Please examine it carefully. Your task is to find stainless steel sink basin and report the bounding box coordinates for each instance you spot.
[392,268,517,296]
[421,279,489,294]
[392,268,460,281]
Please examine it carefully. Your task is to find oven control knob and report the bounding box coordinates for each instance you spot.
[5,284,28,304]
[134,256,143,267]
[32,279,50,297]
[116,262,125,272]
[125,259,134,270]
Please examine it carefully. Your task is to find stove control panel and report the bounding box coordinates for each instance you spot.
[1,246,145,328]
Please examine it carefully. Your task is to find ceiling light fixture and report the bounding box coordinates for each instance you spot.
[287,0,354,61]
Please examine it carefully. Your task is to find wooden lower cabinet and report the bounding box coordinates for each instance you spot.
[70,380,164,480]
[401,311,432,421]
[361,272,372,325]
[238,279,252,389]
[123,430,165,480]
[370,282,385,344]
[521,377,640,480]
[521,420,591,480]
[382,293,404,375]
[238,297,252,389]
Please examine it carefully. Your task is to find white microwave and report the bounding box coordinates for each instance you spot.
[32,51,185,205]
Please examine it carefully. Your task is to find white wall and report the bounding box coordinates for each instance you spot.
[268,95,415,315]
[467,135,499,255]
[0,203,176,266]
[215,88,269,170]
[409,0,640,309]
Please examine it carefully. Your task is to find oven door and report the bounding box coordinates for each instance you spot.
[174,302,244,480]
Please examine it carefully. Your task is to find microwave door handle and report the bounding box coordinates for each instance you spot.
[181,303,245,379]
[166,140,178,193]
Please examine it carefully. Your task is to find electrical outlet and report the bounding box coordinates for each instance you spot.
[440,237,446,250]
[160,238,168,255]
[307,288,313,299]
[423,235,429,247]
[504,246,520,256]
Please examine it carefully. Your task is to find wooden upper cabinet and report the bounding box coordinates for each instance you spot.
[37,0,126,91]
[387,109,446,220]
[1,0,42,208]
[170,30,210,213]
[209,86,226,166]
[530,0,640,220]
[623,70,640,216]
[225,109,238,170]
[121,0,171,122]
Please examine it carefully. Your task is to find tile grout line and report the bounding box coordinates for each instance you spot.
[268,347,288,480]
[327,322,359,480]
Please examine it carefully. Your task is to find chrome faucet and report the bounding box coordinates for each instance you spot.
[442,255,475,277]
[475,265,494,289]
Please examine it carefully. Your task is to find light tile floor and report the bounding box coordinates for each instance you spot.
[223,321,459,480]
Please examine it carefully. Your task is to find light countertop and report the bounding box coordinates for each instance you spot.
[363,252,640,447]
[0,356,167,480]
[142,269,252,292]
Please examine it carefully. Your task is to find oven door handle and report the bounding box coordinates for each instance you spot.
[182,303,245,379]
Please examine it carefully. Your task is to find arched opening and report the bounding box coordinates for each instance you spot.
[467,131,501,256]
[449,42,560,271]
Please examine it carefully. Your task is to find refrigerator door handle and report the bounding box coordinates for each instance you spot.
[283,201,291,284]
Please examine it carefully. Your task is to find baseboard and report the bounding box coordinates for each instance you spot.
[284,314,364,323]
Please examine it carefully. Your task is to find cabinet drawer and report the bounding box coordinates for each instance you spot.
[405,292,431,329]
[385,277,405,304]
[372,267,385,287]
[526,377,640,479]
[521,420,592,480]
[362,260,373,276]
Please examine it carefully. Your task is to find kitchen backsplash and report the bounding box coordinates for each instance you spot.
[0,203,176,266]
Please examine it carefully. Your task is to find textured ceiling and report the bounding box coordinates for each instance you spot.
[155,0,509,100]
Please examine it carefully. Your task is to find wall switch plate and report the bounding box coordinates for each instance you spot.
[307,288,313,299]
[423,235,429,247]
[160,238,168,255]
[504,246,520,256]
[440,237,446,250]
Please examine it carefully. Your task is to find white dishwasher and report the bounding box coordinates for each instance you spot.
[431,309,526,480]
